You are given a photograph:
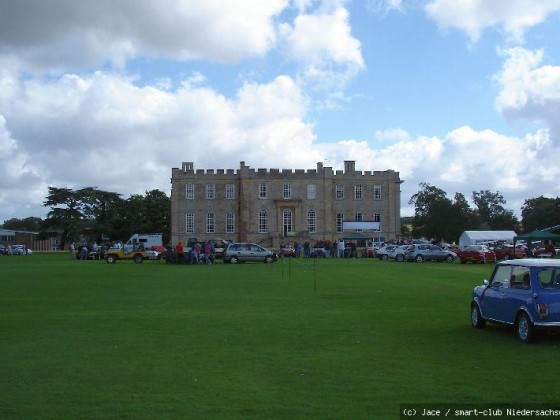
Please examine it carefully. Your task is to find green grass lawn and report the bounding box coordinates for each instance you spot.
[1,254,560,419]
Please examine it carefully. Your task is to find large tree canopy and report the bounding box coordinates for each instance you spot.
[43,187,169,249]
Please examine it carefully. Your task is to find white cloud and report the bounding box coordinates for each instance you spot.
[279,5,365,91]
[0,0,289,71]
[494,47,560,145]
[367,0,403,16]
[425,0,560,43]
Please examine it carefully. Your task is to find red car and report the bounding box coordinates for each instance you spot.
[492,244,526,260]
[460,245,496,264]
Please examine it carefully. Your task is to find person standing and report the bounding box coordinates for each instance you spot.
[337,239,345,258]
[175,241,184,264]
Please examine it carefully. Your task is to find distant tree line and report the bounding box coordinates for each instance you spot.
[2,187,170,250]
[406,182,560,243]
[2,183,560,249]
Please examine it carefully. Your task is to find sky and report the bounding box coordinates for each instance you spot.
[1,0,560,224]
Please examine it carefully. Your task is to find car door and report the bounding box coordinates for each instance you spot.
[502,266,532,324]
[480,264,512,321]
[429,245,445,261]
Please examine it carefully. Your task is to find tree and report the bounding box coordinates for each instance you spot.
[43,187,85,250]
[120,190,170,244]
[472,190,518,230]
[2,217,44,231]
[521,196,560,232]
[409,184,480,243]
[409,183,454,242]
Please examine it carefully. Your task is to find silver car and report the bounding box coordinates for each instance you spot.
[403,244,457,263]
[223,243,277,264]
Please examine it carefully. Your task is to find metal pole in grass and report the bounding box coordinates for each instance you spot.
[313,256,317,292]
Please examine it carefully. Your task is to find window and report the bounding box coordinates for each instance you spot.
[539,269,560,289]
[307,210,316,233]
[307,184,316,200]
[336,213,344,233]
[373,185,382,200]
[374,213,381,222]
[283,184,292,199]
[206,184,215,200]
[355,184,362,200]
[283,209,293,235]
[336,185,344,200]
[186,184,194,199]
[226,212,235,234]
[185,213,194,234]
[259,183,267,199]
[206,212,215,233]
[225,184,235,200]
[258,210,268,233]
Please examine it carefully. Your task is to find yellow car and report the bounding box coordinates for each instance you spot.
[105,244,146,264]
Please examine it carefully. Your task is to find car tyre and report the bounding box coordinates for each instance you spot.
[106,255,116,264]
[230,256,238,264]
[264,256,274,264]
[446,255,454,263]
[133,254,143,264]
[395,254,404,262]
[516,312,536,343]
[471,302,486,329]
[415,255,424,263]
[381,254,388,261]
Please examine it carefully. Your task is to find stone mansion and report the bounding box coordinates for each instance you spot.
[170,161,402,248]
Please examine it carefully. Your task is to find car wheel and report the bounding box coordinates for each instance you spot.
[471,302,486,328]
[516,312,536,343]
[381,254,388,261]
[415,255,424,263]
[445,255,454,263]
[395,254,404,262]
[106,255,116,264]
[264,256,274,263]
[230,256,238,264]
[133,254,143,264]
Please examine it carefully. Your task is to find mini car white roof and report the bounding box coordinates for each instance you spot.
[499,258,560,267]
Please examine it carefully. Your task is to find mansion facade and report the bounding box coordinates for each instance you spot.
[170,161,402,248]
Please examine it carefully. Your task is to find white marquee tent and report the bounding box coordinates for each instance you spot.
[459,230,517,249]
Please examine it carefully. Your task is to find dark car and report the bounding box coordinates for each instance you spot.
[223,243,277,264]
[403,244,457,263]
[471,259,560,343]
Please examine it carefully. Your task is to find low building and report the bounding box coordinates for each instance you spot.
[170,161,402,249]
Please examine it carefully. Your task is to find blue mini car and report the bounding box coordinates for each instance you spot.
[471,258,560,343]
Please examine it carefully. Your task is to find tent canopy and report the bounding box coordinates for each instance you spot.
[459,230,516,249]
[515,230,560,242]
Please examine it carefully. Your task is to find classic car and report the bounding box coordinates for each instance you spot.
[471,258,560,343]
[491,244,526,260]
[459,244,496,264]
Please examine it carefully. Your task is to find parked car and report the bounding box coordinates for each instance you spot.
[223,243,277,264]
[459,245,496,264]
[105,244,147,264]
[533,246,558,258]
[492,244,526,260]
[471,258,560,343]
[403,244,457,263]
[389,245,409,262]
[309,247,328,258]
[376,245,397,261]
[279,244,296,258]
[9,245,32,255]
